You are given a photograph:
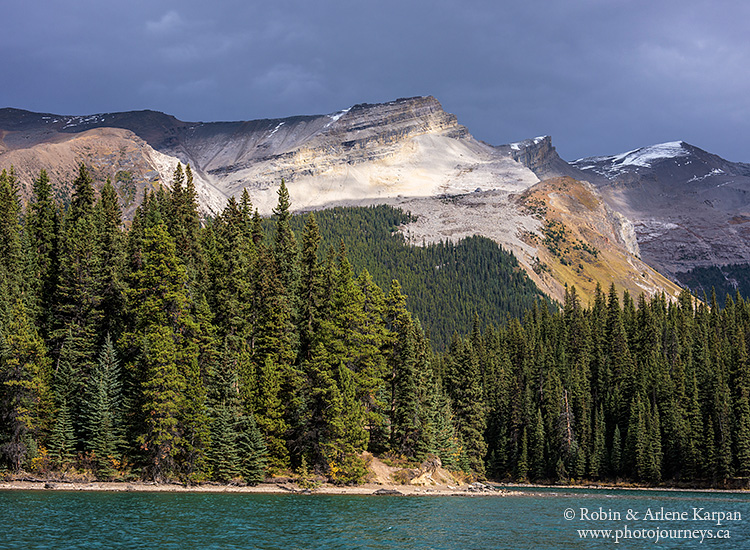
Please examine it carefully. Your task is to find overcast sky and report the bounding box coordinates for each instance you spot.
[2,0,748,161]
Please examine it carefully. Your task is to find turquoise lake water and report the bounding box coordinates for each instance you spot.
[2,487,750,549]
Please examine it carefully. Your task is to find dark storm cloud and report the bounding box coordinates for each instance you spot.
[2,0,748,161]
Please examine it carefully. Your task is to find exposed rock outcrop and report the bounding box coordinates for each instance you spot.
[514,177,681,303]
[502,135,584,181]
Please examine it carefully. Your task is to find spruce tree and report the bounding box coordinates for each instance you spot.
[254,356,289,472]
[209,403,241,482]
[138,324,184,480]
[714,376,733,482]
[51,163,103,446]
[206,342,244,481]
[48,397,76,469]
[298,213,322,361]
[646,403,663,483]
[83,334,122,478]
[327,363,369,484]
[300,341,339,471]
[429,385,462,469]
[610,424,622,477]
[447,338,487,476]
[589,405,606,479]
[95,179,126,339]
[735,392,750,477]
[121,223,205,481]
[272,179,300,319]
[250,243,298,451]
[167,163,203,281]
[236,412,267,484]
[24,169,60,334]
[385,280,419,455]
[516,426,529,481]
[627,394,646,479]
[529,407,546,480]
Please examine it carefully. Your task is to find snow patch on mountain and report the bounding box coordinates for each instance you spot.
[268,121,285,137]
[688,168,725,183]
[574,141,688,179]
[510,135,549,151]
[324,107,351,128]
[616,141,687,168]
[62,114,108,129]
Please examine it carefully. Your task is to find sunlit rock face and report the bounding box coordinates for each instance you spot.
[158,95,540,214]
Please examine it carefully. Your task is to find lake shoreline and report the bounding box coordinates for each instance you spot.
[0,479,492,496]
[2,478,748,496]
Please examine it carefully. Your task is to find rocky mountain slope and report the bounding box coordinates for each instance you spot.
[570,141,750,275]
[372,180,682,304]
[0,108,224,217]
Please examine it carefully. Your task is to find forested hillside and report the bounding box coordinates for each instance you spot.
[1,163,748,487]
[283,206,546,348]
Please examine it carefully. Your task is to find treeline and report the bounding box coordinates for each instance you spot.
[283,207,546,348]
[452,285,750,484]
[0,164,475,483]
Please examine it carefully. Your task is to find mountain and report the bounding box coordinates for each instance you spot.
[569,141,750,275]
[0,97,539,215]
[0,98,695,304]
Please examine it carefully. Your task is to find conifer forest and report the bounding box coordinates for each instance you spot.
[1,163,750,487]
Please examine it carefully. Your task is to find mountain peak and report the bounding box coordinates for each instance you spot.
[572,141,694,180]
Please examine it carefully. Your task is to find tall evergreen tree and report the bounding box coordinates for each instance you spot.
[254,356,289,472]
[272,179,299,313]
[95,179,126,339]
[167,163,203,280]
[83,334,123,478]
[24,169,60,334]
[385,279,418,454]
[298,213,322,362]
[121,223,206,481]
[51,163,103,444]
[446,337,487,476]
[237,411,268,484]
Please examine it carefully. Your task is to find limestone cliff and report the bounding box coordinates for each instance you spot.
[168,96,538,213]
